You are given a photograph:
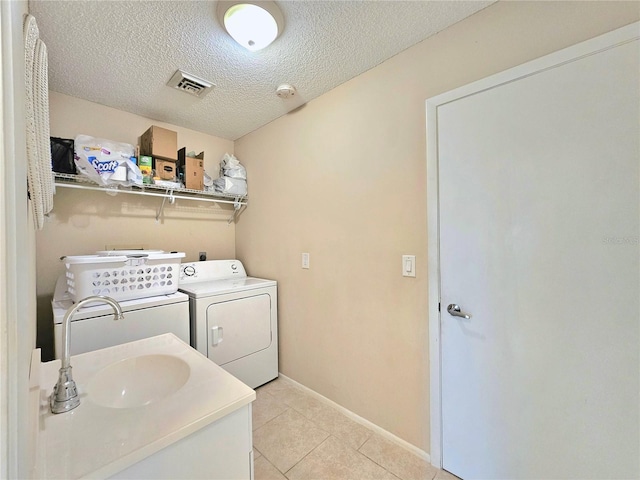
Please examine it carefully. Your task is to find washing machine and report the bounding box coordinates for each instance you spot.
[178,260,278,389]
[52,275,190,358]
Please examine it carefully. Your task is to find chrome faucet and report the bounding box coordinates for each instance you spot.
[50,295,124,414]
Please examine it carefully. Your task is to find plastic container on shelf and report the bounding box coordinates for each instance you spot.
[62,251,185,303]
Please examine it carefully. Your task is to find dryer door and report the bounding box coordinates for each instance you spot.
[206,293,272,366]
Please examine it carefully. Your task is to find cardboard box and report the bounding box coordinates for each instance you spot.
[140,126,177,161]
[155,159,177,180]
[183,157,204,190]
[177,147,204,190]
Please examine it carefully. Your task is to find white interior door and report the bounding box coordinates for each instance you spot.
[436,33,639,479]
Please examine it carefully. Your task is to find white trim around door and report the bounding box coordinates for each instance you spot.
[426,21,640,470]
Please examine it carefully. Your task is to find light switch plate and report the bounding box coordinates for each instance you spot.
[302,253,310,269]
[402,255,416,277]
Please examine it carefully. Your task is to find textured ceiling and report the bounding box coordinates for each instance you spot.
[28,0,493,140]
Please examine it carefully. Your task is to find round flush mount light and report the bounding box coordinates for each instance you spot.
[217,1,285,52]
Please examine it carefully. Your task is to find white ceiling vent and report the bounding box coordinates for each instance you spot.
[167,70,214,97]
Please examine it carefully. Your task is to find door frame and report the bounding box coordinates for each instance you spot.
[425,22,639,469]
[1,2,34,477]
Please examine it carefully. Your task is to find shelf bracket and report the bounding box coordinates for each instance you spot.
[156,189,175,221]
[227,198,244,224]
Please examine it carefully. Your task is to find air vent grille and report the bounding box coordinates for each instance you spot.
[167,70,214,97]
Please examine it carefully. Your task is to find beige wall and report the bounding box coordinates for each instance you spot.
[234,1,640,453]
[36,92,235,359]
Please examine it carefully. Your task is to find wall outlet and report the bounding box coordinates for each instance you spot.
[302,253,310,269]
[199,251,207,261]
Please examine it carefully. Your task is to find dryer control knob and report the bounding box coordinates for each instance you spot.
[183,265,196,277]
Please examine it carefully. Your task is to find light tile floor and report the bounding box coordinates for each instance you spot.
[252,377,459,480]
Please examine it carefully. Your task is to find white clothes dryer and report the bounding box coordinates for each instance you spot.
[178,260,278,389]
[52,275,190,358]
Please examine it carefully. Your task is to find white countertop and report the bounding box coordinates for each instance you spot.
[35,333,255,479]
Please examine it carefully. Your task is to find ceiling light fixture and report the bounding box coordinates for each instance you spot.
[217,1,284,52]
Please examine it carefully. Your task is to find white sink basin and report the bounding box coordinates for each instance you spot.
[38,334,257,479]
[87,354,190,408]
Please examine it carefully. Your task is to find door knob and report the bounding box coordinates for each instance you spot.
[447,304,471,319]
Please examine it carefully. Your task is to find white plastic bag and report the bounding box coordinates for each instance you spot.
[221,152,239,169]
[220,152,247,180]
[213,176,247,196]
[74,135,142,186]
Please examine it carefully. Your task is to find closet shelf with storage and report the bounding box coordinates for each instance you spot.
[53,173,247,223]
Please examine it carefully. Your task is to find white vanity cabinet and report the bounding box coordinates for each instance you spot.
[110,405,252,480]
[35,334,255,479]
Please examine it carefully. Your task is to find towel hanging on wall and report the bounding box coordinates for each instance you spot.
[24,14,54,230]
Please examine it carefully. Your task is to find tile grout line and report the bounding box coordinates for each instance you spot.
[253,404,291,433]
[355,429,374,451]
[255,379,442,480]
[356,443,401,480]
[282,434,334,478]
[298,405,399,480]
[282,432,404,480]
[266,382,377,452]
[349,433,403,480]
[253,393,333,478]
[278,373,431,463]
[261,392,373,478]
[357,439,439,480]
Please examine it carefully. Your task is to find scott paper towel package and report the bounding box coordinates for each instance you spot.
[74,135,142,186]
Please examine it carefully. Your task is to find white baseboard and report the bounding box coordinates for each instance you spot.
[277,373,431,463]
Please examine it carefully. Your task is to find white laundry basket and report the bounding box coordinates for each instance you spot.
[63,252,185,302]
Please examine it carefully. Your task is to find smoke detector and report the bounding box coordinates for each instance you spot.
[276,84,296,99]
[167,70,214,97]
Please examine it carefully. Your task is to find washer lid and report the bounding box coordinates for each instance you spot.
[52,291,189,324]
[178,276,276,298]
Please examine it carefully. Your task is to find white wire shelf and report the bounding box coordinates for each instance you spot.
[53,172,247,223]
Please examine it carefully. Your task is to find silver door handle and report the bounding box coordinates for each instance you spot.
[447,304,471,319]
